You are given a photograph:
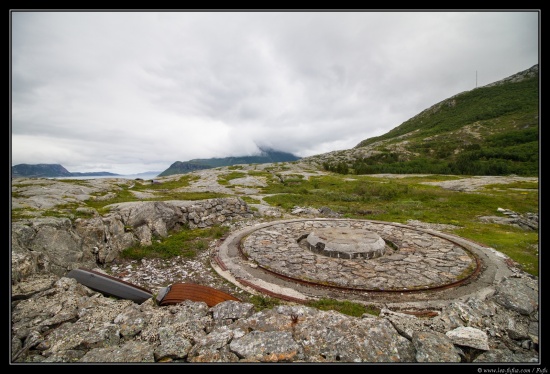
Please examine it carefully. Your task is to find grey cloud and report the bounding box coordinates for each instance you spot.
[10,11,539,174]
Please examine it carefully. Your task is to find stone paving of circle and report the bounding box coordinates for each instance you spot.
[235,219,478,292]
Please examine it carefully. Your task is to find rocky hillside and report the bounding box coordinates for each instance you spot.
[304,65,539,177]
[10,165,540,364]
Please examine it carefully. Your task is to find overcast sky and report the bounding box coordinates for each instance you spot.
[10,10,539,174]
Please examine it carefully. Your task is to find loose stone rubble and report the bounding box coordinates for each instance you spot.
[478,208,539,231]
[11,273,539,363]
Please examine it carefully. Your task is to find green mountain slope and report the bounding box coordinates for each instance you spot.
[158,148,300,177]
[157,161,213,176]
[307,64,539,177]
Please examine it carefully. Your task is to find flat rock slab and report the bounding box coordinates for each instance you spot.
[446,326,490,351]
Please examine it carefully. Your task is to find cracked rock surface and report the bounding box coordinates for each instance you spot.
[11,168,540,363]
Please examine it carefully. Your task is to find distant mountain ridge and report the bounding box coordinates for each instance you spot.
[12,148,300,178]
[11,164,120,178]
[158,147,300,176]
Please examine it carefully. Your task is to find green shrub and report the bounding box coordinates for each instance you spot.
[249,295,282,311]
[120,225,229,260]
[306,298,380,317]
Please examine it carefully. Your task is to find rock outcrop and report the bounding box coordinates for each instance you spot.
[12,198,253,282]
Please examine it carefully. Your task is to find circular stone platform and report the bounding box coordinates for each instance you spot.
[303,227,386,259]
[240,220,476,291]
[212,219,511,305]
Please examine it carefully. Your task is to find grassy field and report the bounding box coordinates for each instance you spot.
[261,172,538,276]
[114,167,538,277]
[13,166,539,278]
